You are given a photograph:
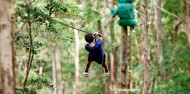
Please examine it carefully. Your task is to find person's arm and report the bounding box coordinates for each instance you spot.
[96,33,103,47]
[85,44,90,52]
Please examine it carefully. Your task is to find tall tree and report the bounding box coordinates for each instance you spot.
[155,1,164,93]
[120,26,127,94]
[74,2,81,94]
[0,0,15,94]
[149,0,156,45]
[74,29,80,94]
[52,46,63,94]
[129,27,133,93]
[141,0,149,93]
[174,18,182,42]
[11,0,16,91]
[22,20,34,94]
[110,0,118,93]
[183,0,190,46]
[150,0,155,30]
[156,0,163,64]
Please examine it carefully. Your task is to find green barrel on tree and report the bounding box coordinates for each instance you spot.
[111,0,137,26]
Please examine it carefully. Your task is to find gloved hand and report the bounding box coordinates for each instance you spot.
[93,32,102,37]
[93,32,99,36]
[98,33,102,37]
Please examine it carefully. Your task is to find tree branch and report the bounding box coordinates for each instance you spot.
[15,22,26,36]
[153,4,183,22]
[140,2,183,22]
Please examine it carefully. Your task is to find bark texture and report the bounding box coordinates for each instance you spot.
[74,29,80,94]
[0,0,15,93]
[120,26,127,94]
[141,0,149,94]
[156,0,163,64]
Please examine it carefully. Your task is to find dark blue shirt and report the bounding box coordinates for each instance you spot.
[85,39,104,63]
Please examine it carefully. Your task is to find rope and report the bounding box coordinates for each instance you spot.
[126,5,134,19]
[54,16,114,34]
[55,20,90,33]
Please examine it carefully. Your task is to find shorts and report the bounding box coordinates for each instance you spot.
[88,54,106,65]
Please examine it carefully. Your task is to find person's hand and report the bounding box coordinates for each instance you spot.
[98,33,102,37]
[93,32,102,37]
[93,32,99,36]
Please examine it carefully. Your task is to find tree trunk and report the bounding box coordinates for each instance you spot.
[11,0,16,91]
[150,0,155,30]
[52,47,63,94]
[142,0,149,94]
[52,48,57,94]
[110,0,118,91]
[129,27,134,94]
[99,1,111,94]
[110,46,119,94]
[183,0,190,46]
[0,56,1,92]
[0,0,15,94]
[104,26,110,94]
[120,26,127,94]
[22,21,34,94]
[75,1,81,93]
[156,1,165,93]
[173,18,181,42]
[74,29,80,94]
[156,0,163,64]
[149,0,156,46]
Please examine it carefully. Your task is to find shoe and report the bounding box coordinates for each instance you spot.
[132,29,135,32]
[82,71,88,77]
[105,71,110,77]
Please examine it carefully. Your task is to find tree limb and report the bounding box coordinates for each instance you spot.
[153,4,183,22]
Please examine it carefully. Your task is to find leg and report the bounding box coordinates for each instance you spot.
[83,60,91,77]
[85,61,91,72]
[102,55,108,72]
[130,26,135,32]
[102,55,110,77]
[102,62,108,72]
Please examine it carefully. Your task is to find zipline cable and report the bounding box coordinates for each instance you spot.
[54,5,117,34]
[54,16,114,34]
[55,20,90,33]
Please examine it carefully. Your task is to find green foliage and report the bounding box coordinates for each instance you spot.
[151,41,190,94]
[178,32,188,45]
[28,77,53,89]
[16,4,50,23]
[85,81,105,94]
[155,71,190,94]
[16,78,53,94]
[13,0,190,94]
[45,0,67,14]
[15,0,78,93]
[164,0,183,17]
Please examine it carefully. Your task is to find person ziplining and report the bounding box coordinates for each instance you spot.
[81,0,137,77]
[111,0,137,30]
[82,32,110,77]
[56,0,138,77]
[57,0,137,33]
